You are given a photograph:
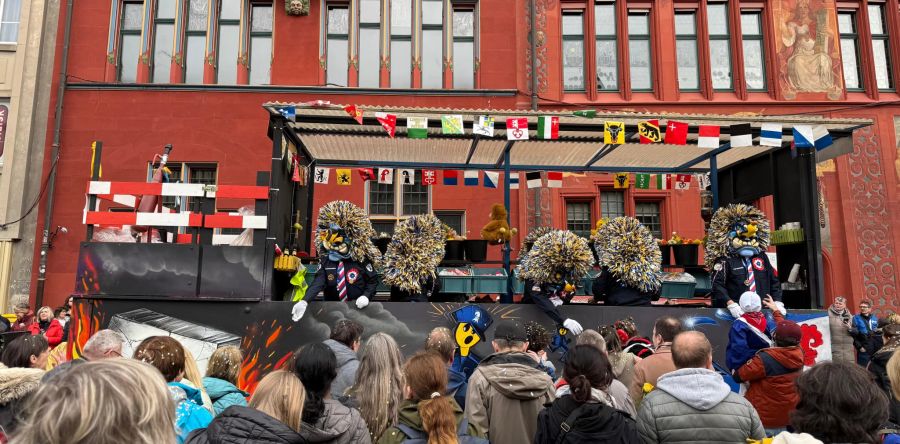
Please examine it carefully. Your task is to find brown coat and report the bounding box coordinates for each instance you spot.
[735,346,804,428]
[465,352,555,444]
[827,308,855,363]
[629,343,676,411]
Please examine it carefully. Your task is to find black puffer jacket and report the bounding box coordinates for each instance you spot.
[185,406,306,444]
[534,395,639,444]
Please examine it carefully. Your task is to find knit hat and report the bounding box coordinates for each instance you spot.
[775,320,803,345]
[739,291,762,313]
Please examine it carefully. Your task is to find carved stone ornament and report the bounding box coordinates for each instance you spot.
[286,0,309,16]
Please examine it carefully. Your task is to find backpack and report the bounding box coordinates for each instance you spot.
[552,404,640,444]
[394,418,489,444]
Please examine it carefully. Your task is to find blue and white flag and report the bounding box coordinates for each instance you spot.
[279,106,296,122]
[483,171,499,188]
[759,123,783,147]
[464,170,479,186]
[793,125,815,149]
[813,125,833,151]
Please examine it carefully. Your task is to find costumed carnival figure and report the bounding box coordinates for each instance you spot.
[590,216,662,306]
[517,230,592,335]
[291,201,382,321]
[382,214,445,302]
[706,204,784,317]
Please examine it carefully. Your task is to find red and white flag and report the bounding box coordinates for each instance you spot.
[664,121,689,145]
[674,174,692,190]
[506,117,529,140]
[697,125,721,149]
[376,112,397,138]
[422,169,437,186]
[344,105,364,124]
[547,172,563,188]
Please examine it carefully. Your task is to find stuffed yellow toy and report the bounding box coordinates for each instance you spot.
[480,204,518,245]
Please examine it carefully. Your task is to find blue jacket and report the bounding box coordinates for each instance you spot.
[726,317,775,371]
[852,313,879,336]
[202,376,248,415]
[447,366,469,410]
[169,382,214,443]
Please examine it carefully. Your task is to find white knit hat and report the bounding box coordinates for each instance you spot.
[739,291,762,313]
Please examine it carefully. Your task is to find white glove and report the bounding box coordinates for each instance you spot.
[774,301,787,316]
[355,296,370,309]
[550,296,564,307]
[727,301,744,319]
[291,300,308,322]
[563,318,583,335]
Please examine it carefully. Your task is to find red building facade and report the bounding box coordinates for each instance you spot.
[33,0,899,312]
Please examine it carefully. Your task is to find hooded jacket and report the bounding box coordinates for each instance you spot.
[534,394,640,444]
[0,363,44,438]
[464,351,555,444]
[298,399,371,444]
[170,382,214,444]
[185,405,305,444]
[447,365,468,410]
[203,377,249,415]
[636,368,765,444]
[323,339,359,399]
[726,311,783,372]
[378,398,485,444]
[734,346,804,428]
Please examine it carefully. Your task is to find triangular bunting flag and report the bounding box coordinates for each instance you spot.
[474,116,495,137]
[358,168,376,181]
[604,121,625,144]
[613,173,630,189]
[279,106,296,122]
[573,110,597,118]
[638,120,661,143]
[443,170,459,186]
[537,116,559,139]
[398,169,415,185]
[407,116,428,139]
[547,172,563,188]
[760,123,783,147]
[336,169,352,186]
[442,115,464,135]
[464,170,479,186]
[698,125,721,149]
[730,123,753,148]
[484,171,499,188]
[376,112,397,138]
[344,105,363,124]
[793,125,814,148]
[635,173,651,189]
[664,121,688,145]
[812,125,833,151]
[525,171,542,189]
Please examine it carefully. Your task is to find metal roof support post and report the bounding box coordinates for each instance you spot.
[710,154,720,210]
[799,149,825,308]
[502,140,515,303]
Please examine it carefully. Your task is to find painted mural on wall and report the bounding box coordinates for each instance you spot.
[73,299,833,394]
[774,0,844,100]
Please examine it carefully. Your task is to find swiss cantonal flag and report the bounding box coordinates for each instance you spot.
[664,120,689,145]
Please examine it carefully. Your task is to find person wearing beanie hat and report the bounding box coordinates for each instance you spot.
[734,319,805,434]
[726,292,787,372]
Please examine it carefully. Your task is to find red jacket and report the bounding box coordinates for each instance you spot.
[28,319,64,348]
[735,345,804,428]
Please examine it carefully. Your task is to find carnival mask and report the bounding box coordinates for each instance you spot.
[546,270,577,295]
[729,221,761,257]
[319,223,352,261]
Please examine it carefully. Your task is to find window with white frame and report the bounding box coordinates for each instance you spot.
[367,170,431,231]
[152,0,176,83]
[118,1,144,82]
[675,11,699,91]
[249,3,273,85]
[707,2,732,90]
[0,0,22,43]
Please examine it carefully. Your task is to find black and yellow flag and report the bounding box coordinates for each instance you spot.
[604,121,625,144]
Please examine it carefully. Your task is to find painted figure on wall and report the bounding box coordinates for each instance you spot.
[777,0,843,100]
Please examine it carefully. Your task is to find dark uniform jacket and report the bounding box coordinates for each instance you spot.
[592,268,657,306]
[711,254,781,308]
[521,279,567,326]
[306,257,378,301]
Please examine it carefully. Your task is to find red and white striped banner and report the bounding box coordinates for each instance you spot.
[88,181,206,197]
[84,211,203,227]
[205,185,269,200]
[203,214,268,229]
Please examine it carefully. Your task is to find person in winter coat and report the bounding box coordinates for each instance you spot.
[535,345,639,443]
[12,358,177,444]
[600,324,642,392]
[133,336,213,444]
[378,352,486,444]
[343,333,405,442]
[11,303,34,332]
[424,327,469,410]
[637,331,766,444]
[630,316,683,410]
[886,350,900,436]
[869,324,900,425]
[525,321,557,380]
[202,346,248,415]
[852,299,879,366]
[0,361,43,439]
[28,306,64,348]
[292,342,371,444]
[465,319,555,444]
[789,361,889,444]
[734,319,805,434]
[323,319,363,399]
[615,318,654,358]
[726,292,785,372]
[827,296,855,363]
[186,370,307,444]
[560,329,636,417]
